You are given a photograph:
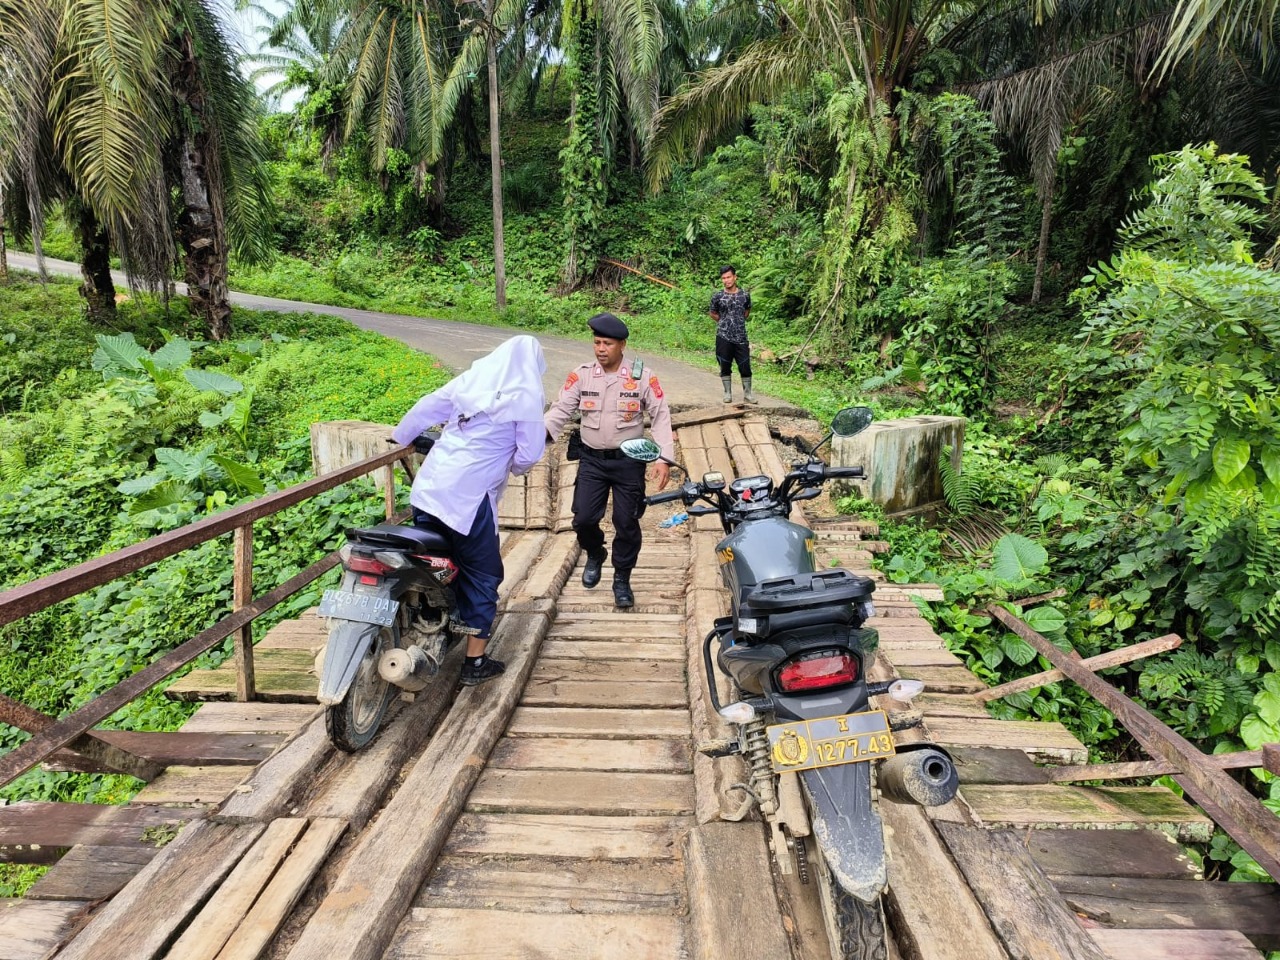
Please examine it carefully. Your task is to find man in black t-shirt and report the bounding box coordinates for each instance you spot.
[709,264,755,403]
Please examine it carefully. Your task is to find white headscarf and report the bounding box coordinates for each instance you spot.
[439,335,546,423]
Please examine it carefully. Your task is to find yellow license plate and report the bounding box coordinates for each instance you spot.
[766,710,895,773]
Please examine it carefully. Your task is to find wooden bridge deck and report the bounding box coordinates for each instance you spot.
[2,412,1277,960]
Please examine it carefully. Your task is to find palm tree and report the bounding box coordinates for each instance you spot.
[0,0,272,336]
[1159,0,1278,71]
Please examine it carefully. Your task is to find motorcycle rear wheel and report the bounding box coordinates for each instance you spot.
[326,624,396,752]
[810,836,888,960]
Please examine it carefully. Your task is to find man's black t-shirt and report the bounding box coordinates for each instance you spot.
[710,289,751,344]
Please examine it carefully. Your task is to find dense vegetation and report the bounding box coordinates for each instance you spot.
[1,0,1279,899]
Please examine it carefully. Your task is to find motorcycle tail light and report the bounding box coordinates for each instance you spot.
[340,544,394,575]
[777,650,859,693]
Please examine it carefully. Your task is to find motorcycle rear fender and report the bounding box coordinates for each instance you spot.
[317,618,385,706]
[801,760,887,904]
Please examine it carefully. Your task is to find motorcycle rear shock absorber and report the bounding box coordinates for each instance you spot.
[741,718,778,816]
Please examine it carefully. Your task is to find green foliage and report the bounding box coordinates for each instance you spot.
[559,14,607,288]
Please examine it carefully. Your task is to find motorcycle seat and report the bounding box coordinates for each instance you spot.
[346,523,452,554]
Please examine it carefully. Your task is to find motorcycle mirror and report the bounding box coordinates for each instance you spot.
[831,406,874,438]
[619,438,662,462]
[619,438,688,478]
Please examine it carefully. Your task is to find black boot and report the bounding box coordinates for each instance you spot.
[582,549,607,588]
[612,570,634,609]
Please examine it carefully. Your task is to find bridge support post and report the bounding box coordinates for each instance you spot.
[234,524,255,702]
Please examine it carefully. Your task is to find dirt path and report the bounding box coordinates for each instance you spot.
[9,253,780,409]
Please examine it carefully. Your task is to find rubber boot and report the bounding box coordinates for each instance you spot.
[721,376,733,403]
[582,549,607,588]
[743,377,757,404]
[612,570,635,609]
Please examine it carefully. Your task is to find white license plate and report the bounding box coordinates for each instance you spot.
[318,589,397,626]
[767,710,895,773]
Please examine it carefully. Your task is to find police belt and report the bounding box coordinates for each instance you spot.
[579,444,628,461]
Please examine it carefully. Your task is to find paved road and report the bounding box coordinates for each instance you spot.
[10,252,776,409]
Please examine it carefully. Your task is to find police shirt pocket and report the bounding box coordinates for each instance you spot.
[578,398,602,429]
[616,397,642,428]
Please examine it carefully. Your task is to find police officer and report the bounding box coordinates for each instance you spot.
[545,313,674,608]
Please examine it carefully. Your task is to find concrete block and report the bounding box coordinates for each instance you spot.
[832,416,965,515]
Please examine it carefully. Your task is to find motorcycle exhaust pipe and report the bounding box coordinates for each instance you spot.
[378,646,435,692]
[878,748,959,807]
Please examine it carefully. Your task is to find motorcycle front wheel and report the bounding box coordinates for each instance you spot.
[325,623,397,752]
[810,836,888,960]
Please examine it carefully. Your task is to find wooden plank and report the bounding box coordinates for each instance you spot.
[976,634,1183,703]
[925,716,1088,764]
[281,603,555,960]
[0,692,163,783]
[0,803,200,864]
[1052,876,1280,950]
[1088,928,1263,960]
[895,665,987,694]
[1044,750,1265,783]
[213,818,347,960]
[935,820,1107,960]
[419,855,684,913]
[551,610,686,623]
[304,645,465,829]
[950,747,1051,785]
[912,693,991,718]
[1019,829,1199,880]
[386,908,686,959]
[131,765,255,806]
[163,818,309,960]
[1264,742,1279,776]
[547,619,681,639]
[522,679,688,709]
[961,784,1214,842]
[468,769,695,816]
[991,607,1280,881]
[27,844,158,901]
[444,814,687,860]
[219,711,333,823]
[881,802,1008,960]
[539,641,685,663]
[721,420,762,478]
[506,707,690,739]
[880,647,964,667]
[180,702,319,734]
[683,823,793,959]
[0,899,91,960]
[530,658,684,683]
[44,731,283,772]
[672,406,746,429]
[488,737,691,773]
[55,820,265,960]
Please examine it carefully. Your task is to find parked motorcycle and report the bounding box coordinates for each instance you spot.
[622,407,959,960]
[316,431,461,751]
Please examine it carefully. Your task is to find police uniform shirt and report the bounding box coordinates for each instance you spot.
[545,357,675,461]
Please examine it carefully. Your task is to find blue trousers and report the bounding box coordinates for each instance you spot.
[412,498,503,640]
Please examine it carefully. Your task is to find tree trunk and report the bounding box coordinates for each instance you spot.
[1032,182,1054,304]
[0,183,8,284]
[174,32,233,340]
[76,205,116,323]
[486,0,507,310]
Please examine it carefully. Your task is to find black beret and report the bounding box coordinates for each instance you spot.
[587,312,629,340]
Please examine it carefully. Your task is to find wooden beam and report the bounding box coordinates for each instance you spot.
[989,606,1280,883]
[1044,750,1265,784]
[233,524,255,703]
[0,693,162,783]
[1264,743,1279,777]
[976,634,1183,703]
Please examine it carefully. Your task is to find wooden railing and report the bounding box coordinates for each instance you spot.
[0,444,416,789]
[988,606,1280,881]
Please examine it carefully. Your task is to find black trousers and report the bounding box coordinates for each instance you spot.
[571,455,648,571]
[716,335,752,378]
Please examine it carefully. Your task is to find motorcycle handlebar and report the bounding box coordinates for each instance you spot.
[645,490,686,506]
[825,466,865,479]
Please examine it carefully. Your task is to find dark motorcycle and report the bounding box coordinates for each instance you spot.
[316,431,460,751]
[622,407,959,960]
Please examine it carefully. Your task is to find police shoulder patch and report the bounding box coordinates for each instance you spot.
[562,371,580,392]
[648,375,663,399]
